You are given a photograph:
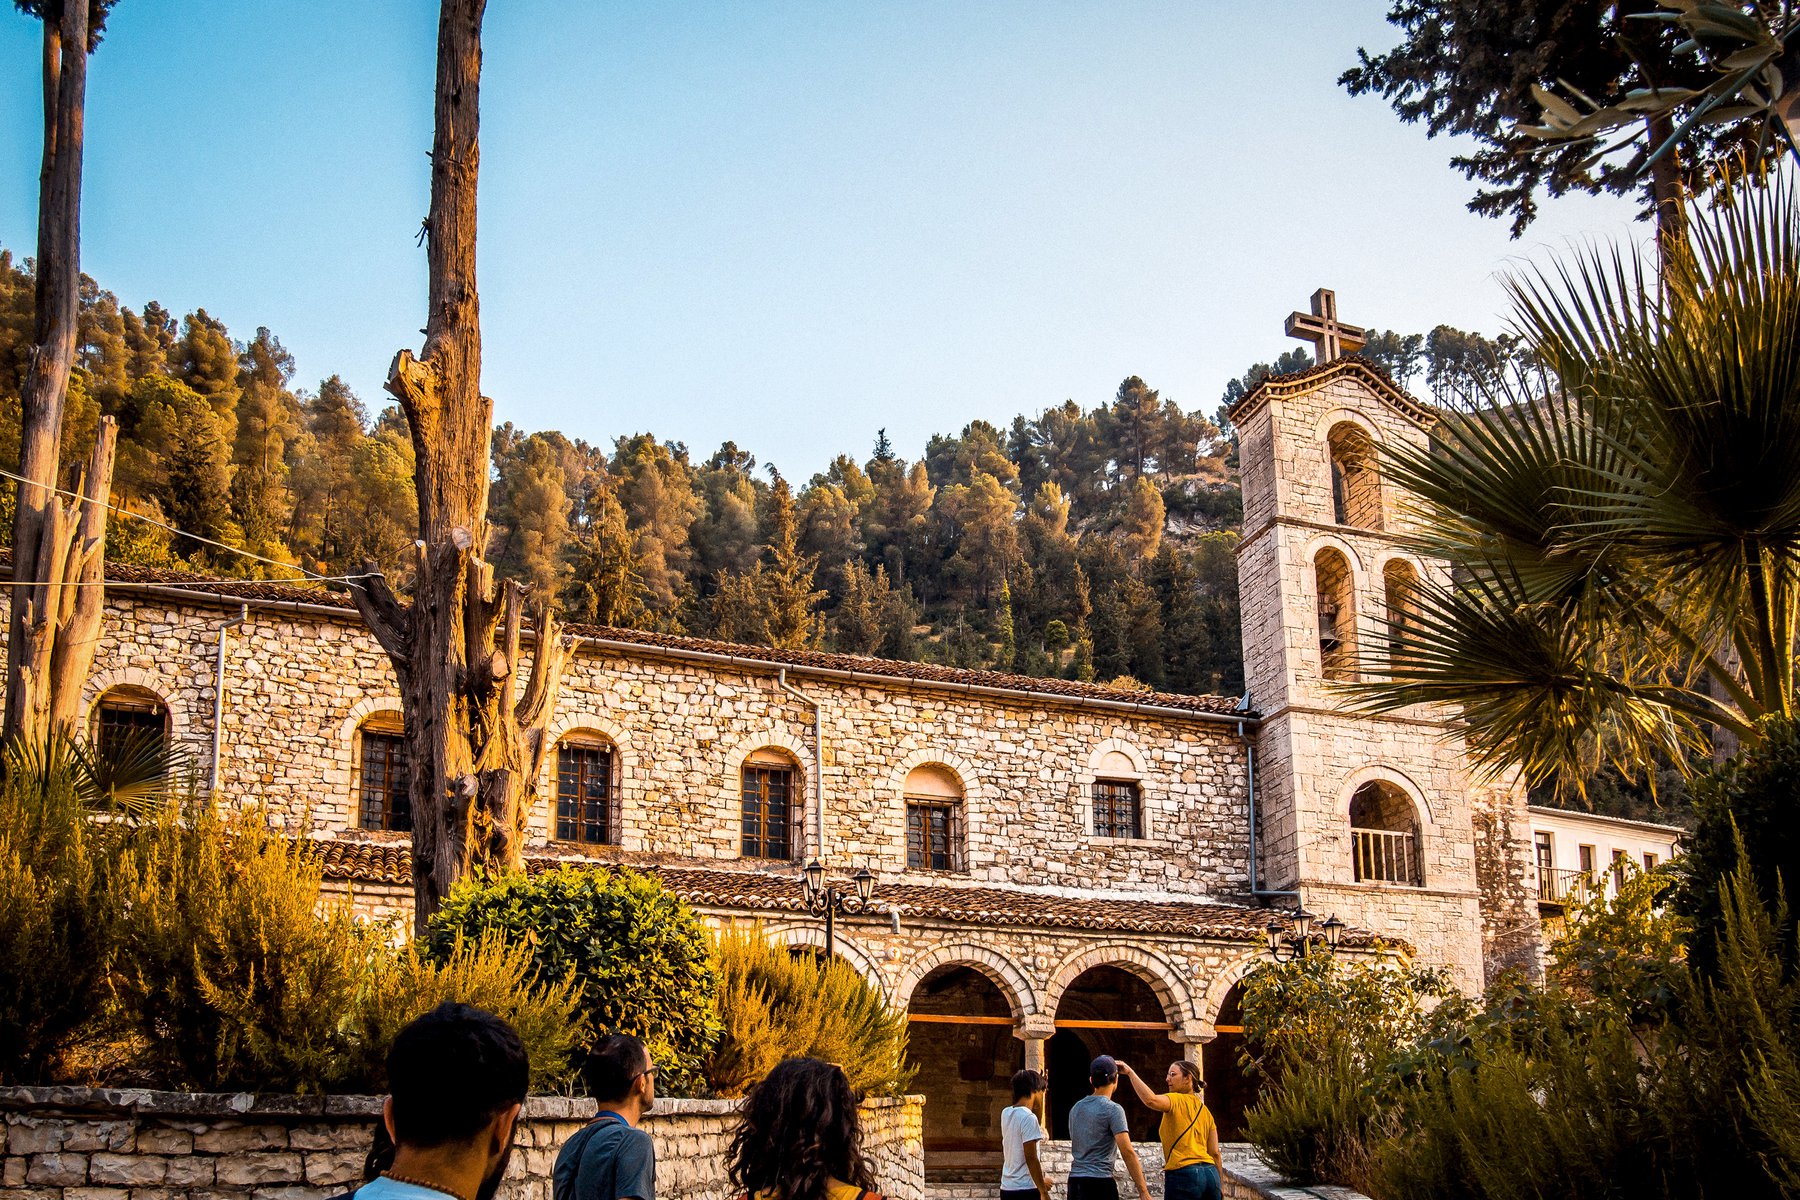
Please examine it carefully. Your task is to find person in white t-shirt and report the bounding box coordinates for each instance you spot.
[999,1069,1050,1200]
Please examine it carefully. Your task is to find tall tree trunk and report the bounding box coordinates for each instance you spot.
[6,2,117,747]
[352,0,569,934]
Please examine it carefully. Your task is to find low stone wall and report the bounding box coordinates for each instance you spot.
[0,1088,925,1200]
[920,1143,1368,1200]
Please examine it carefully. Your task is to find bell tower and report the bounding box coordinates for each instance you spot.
[1231,290,1535,990]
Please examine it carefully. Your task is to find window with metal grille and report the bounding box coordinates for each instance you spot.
[556,742,618,845]
[1092,779,1142,839]
[95,695,167,764]
[741,765,792,859]
[359,729,411,832]
[906,800,960,871]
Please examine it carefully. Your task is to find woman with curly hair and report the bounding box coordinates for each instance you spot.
[727,1057,882,1200]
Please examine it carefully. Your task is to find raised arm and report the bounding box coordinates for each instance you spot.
[1116,1134,1151,1200]
[1116,1063,1171,1112]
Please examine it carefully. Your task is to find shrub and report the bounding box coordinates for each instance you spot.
[1678,715,1800,978]
[1547,865,1687,1015]
[335,933,589,1094]
[706,926,914,1097]
[113,801,373,1092]
[1242,1040,1382,1191]
[426,866,721,1095]
[0,770,126,1083]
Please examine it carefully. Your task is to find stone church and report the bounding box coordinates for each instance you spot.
[51,293,1540,1163]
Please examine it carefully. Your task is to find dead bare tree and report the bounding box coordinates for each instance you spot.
[6,1,122,747]
[352,0,570,932]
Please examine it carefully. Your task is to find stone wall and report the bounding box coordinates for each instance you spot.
[69,590,1250,906]
[0,1088,924,1200]
[1469,779,1543,985]
[915,1142,1371,1200]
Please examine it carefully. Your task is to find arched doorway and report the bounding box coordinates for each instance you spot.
[1051,966,1173,1142]
[1201,984,1254,1140]
[906,965,1022,1174]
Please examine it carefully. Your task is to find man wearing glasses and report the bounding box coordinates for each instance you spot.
[553,1034,658,1200]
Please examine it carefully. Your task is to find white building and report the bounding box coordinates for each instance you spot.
[1528,805,1685,910]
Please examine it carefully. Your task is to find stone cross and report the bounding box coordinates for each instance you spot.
[1284,288,1367,363]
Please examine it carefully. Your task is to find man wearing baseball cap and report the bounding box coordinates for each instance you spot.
[1065,1055,1150,1200]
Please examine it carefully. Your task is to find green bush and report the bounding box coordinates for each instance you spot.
[0,769,127,1083]
[335,933,589,1094]
[426,866,721,1095]
[1242,1040,1382,1191]
[1678,715,1800,979]
[113,801,373,1092]
[706,926,914,1097]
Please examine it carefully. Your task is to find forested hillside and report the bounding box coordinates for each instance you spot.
[0,248,1532,700]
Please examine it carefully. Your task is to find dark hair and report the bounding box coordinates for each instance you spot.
[1011,1069,1047,1102]
[728,1057,873,1200]
[387,1003,529,1149]
[1170,1061,1202,1089]
[583,1033,650,1103]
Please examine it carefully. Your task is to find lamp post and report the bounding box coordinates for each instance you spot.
[801,860,876,958]
[1264,908,1344,962]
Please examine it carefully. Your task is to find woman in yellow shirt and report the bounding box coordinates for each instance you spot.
[727,1057,884,1200]
[1117,1061,1221,1200]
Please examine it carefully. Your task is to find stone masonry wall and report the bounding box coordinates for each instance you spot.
[0,1088,924,1200]
[1470,778,1544,985]
[67,590,1250,905]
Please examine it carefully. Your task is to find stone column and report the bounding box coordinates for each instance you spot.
[1171,1019,1215,1076]
[1014,1012,1057,1074]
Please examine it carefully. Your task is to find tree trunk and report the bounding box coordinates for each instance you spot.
[1644,112,1687,274]
[352,0,570,934]
[6,1,117,748]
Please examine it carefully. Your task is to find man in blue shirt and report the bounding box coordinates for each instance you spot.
[346,1003,530,1200]
[1066,1056,1150,1200]
[554,1035,658,1200]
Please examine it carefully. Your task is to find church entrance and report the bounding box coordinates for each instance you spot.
[906,965,1023,1175]
[1050,966,1173,1142]
[1201,984,1254,1140]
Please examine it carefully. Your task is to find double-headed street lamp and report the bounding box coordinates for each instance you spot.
[801,860,876,958]
[1264,908,1345,962]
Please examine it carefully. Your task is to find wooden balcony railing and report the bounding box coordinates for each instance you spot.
[1351,826,1419,886]
[1537,867,1597,906]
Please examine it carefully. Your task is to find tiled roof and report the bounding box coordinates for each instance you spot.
[87,559,1246,718]
[312,836,1386,948]
[1226,355,1435,427]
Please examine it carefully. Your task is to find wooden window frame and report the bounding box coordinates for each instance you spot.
[358,725,412,832]
[906,797,962,872]
[1533,830,1554,872]
[741,762,794,860]
[1092,778,1143,840]
[94,691,169,765]
[555,741,619,846]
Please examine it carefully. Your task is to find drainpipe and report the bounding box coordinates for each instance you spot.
[1238,702,1299,903]
[776,668,826,858]
[211,604,249,794]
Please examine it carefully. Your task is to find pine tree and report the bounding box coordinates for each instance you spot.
[562,487,648,628]
[760,473,824,650]
[995,577,1016,671]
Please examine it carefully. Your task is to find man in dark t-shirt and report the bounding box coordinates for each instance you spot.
[553,1035,657,1200]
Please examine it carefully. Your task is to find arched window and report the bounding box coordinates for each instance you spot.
[904,764,964,872]
[555,735,619,846]
[741,748,798,860]
[1092,750,1143,839]
[1382,560,1420,667]
[1326,422,1382,530]
[357,713,411,832]
[92,685,170,767]
[1349,779,1421,886]
[1314,548,1358,681]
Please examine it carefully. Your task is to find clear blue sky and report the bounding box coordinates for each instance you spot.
[1,1,1645,479]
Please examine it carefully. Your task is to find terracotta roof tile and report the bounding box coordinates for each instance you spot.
[83,559,1245,717]
[311,836,1384,948]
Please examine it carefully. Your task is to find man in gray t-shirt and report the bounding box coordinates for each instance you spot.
[1066,1056,1149,1200]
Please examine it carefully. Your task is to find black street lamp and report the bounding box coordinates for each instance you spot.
[801,860,876,958]
[1264,909,1345,962]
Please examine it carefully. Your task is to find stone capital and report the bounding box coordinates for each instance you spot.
[1013,1013,1057,1040]
[1172,1019,1216,1044]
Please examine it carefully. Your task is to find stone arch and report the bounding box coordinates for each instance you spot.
[1083,737,1148,779]
[756,922,889,1001]
[1201,951,1267,1026]
[540,712,638,842]
[725,732,810,859]
[1312,544,1360,682]
[1321,415,1383,530]
[721,730,811,781]
[1378,555,1423,667]
[887,746,982,804]
[84,667,186,746]
[1343,767,1429,888]
[339,694,405,749]
[895,942,1038,1020]
[1043,943,1195,1024]
[891,748,977,873]
[1077,736,1154,840]
[1339,764,1436,826]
